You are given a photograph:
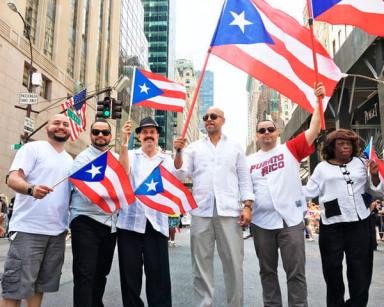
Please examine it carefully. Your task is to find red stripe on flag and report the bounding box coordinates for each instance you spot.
[161,190,185,214]
[69,178,112,213]
[160,166,198,210]
[100,176,121,211]
[139,69,176,83]
[211,44,314,112]
[134,101,184,112]
[136,195,175,215]
[106,152,135,204]
[159,89,187,99]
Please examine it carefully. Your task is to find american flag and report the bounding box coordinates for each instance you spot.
[70,151,135,213]
[312,0,384,37]
[131,68,186,112]
[60,89,87,141]
[209,0,344,113]
[135,164,198,215]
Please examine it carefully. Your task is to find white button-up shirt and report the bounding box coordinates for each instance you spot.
[117,148,174,237]
[175,134,254,217]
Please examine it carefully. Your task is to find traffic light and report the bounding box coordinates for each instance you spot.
[111,99,122,119]
[96,97,111,119]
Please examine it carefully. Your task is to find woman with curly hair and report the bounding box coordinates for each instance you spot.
[304,129,383,307]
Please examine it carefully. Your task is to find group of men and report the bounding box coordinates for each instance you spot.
[1,84,324,307]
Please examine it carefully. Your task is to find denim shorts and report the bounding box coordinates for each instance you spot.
[1,231,66,300]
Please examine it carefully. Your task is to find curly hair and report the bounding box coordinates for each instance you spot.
[321,129,361,161]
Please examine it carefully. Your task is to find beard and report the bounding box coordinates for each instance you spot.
[92,138,110,148]
[47,130,70,142]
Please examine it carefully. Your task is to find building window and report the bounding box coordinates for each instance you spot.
[79,0,89,86]
[44,0,56,58]
[25,0,39,43]
[22,62,51,99]
[67,0,77,77]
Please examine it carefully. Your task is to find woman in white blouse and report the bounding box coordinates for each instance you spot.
[304,129,382,307]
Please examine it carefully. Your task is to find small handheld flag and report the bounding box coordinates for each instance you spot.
[131,68,186,112]
[363,137,384,178]
[135,164,198,215]
[70,151,135,213]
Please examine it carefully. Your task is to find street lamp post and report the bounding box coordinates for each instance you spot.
[8,1,35,141]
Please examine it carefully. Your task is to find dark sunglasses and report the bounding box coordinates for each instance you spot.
[203,113,222,121]
[91,129,111,136]
[257,127,276,134]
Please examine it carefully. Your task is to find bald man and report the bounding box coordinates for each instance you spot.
[174,107,254,307]
[1,114,73,307]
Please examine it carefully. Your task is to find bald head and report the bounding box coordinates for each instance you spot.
[203,107,225,137]
[48,113,70,125]
[46,113,71,143]
[206,107,225,119]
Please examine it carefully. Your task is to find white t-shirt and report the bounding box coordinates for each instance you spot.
[9,141,73,235]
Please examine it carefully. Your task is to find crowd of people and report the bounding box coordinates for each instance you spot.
[1,83,384,307]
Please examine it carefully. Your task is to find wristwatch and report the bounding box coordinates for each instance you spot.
[27,185,35,196]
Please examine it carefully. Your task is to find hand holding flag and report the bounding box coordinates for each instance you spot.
[135,164,197,215]
[363,137,384,179]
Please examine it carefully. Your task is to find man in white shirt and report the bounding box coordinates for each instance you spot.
[1,114,73,307]
[174,107,254,307]
[118,117,173,307]
[247,84,324,307]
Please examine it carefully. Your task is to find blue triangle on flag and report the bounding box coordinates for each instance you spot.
[132,69,164,104]
[363,138,372,159]
[312,0,342,18]
[135,166,164,195]
[70,152,107,182]
[210,0,274,47]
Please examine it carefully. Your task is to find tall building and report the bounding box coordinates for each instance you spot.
[175,59,200,145]
[196,70,214,133]
[0,0,120,195]
[142,0,176,150]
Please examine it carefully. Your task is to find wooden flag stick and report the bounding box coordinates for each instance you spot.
[306,0,326,130]
[181,51,212,138]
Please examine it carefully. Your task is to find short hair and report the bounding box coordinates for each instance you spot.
[321,129,361,160]
[256,120,276,130]
[90,118,111,131]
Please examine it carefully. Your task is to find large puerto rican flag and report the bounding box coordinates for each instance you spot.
[70,151,135,213]
[135,164,198,215]
[210,0,344,113]
[131,68,186,112]
[312,0,384,37]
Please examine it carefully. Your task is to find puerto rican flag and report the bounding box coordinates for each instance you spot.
[312,0,384,37]
[131,68,186,112]
[70,151,135,213]
[135,164,198,215]
[210,0,344,113]
[363,137,384,178]
[60,89,87,141]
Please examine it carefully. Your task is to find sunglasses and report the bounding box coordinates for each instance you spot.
[91,129,111,136]
[257,127,277,134]
[203,113,223,121]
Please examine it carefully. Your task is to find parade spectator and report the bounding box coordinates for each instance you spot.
[247,83,324,307]
[117,117,174,307]
[70,119,117,307]
[168,213,180,247]
[174,107,254,307]
[1,114,72,307]
[304,129,383,307]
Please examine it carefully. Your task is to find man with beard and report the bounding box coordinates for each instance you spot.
[173,107,254,307]
[70,118,116,307]
[1,114,73,307]
[117,117,174,307]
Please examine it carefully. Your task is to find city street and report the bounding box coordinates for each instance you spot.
[1,228,384,307]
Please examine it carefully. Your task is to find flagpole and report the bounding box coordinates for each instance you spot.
[306,0,326,130]
[128,67,136,122]
[181,51,212,139]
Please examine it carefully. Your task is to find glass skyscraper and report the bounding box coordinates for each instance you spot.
[196,70,214,133]
[142,0,176,150]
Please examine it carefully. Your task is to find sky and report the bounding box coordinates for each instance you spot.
[175,0,306,148]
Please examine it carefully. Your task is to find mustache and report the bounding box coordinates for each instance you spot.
[144,137,155,141]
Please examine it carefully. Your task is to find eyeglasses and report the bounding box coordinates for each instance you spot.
[91,129,111,136]
[339,164,354,196]
[203,113,223,121]
[257,127,276,134]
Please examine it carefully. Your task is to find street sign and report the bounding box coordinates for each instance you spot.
[11,143,23,150]
[24,117,34,133]
[66,108,81,126]
[19,92,38,105]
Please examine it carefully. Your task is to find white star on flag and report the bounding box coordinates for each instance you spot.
[229,11,252,33]
[145,179,158,192]
[86,164,102,179]
[139,83,150,94]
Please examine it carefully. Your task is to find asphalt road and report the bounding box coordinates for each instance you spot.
[1,229,384,306]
